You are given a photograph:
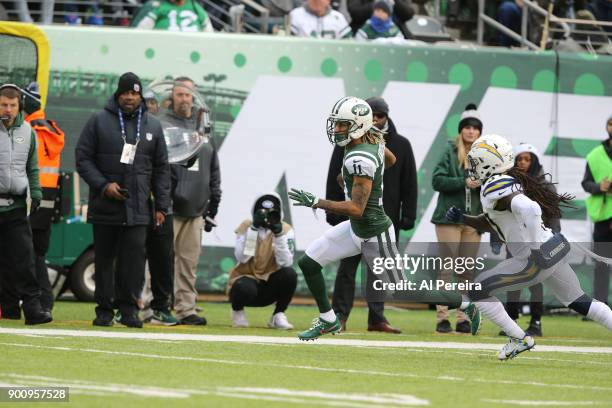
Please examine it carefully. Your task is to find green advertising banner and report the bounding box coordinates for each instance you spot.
[40,26,612,301]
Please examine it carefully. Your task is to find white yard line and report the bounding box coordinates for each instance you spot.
[0,374,428,407]
[482,399,604,406]
[0,327,610,354]
[1,342,611,393]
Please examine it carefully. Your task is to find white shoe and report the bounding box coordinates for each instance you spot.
[498,335,535,360]
[231,310,249,328]
[268,312,294,330]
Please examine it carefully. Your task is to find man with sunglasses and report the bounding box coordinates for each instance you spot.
[324,96,417,333]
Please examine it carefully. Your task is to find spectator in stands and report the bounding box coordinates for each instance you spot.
[430,104,482,334]
[326,96,416,333]
[132,0,214,32]
[497,0,523,46]
[290,0,351,38]
[588,0,612,32]
[498,143,558,337]
[228,193,296,329]
[581,114,612,307]
[12,0,54,24]
[347,0,414,37]
[259,0,300,17]
[159,77,221,326]
[76,72,170,328]
[355,1,404,40]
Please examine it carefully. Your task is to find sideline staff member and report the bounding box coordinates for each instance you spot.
[0,83,51,325]
[76,72,170,328]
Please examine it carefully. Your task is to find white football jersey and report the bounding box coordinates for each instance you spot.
[290,6,351,39]
[481,175,553,258]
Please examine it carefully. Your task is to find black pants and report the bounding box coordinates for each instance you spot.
[230,267,297,313]
[145,214,174,312]
[593,219,611,304]
[505,283,544,321]
[32,227,54,311]
[0,207,42,317]
[93,224,147,318]
[332,254,386,325]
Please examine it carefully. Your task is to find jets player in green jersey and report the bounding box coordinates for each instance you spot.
[290,97,481,341]
[131,0,213,32]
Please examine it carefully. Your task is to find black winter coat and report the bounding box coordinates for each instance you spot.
[76,97,170,226]
[325,118,418,236]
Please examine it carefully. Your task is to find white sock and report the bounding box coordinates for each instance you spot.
[460,295,470,310]
[476,297,526,339]
[320,310,337,322]
[587,301,612,330]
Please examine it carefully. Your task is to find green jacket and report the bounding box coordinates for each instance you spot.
[585,143,612,222]
[0,112,41,213]
[430,141,481,224]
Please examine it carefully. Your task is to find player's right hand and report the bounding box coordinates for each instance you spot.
[289,188,318,208]
[445,206,464,223]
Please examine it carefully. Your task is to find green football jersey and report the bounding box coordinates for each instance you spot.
[342,141,392,238]
[132,0,212,32]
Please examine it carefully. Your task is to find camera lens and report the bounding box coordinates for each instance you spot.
[268,209,281,225]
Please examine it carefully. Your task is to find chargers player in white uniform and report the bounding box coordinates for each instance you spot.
[447,134,612,360]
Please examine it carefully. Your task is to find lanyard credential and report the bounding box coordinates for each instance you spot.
[119,107,142,165]
[118,107,142,146]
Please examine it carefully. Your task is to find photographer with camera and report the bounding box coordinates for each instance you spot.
[159,76,221,325]
[76,72,170,328]
[228,193,297,330]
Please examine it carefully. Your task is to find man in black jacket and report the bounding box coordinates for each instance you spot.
[76,72,170,328]
[326,96,417,333]
[159,77,221,325]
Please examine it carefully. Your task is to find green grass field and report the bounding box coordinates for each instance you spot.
[1,301,611,407]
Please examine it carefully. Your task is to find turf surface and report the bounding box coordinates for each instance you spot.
[0,301,610,407]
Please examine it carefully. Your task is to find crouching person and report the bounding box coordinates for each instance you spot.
[228,193,297,329]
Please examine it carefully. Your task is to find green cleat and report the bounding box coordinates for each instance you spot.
[464,303,482,336]
[298,317,342,341]
[150,309,179,326]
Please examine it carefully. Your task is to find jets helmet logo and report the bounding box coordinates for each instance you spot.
[351,104,370,116]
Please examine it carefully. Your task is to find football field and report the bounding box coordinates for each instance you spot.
[1,302,611,407]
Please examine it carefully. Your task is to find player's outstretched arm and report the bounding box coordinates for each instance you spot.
[463,214,494,233]
[384,147,396,169]
[446,206,494,233]
[314,176,372,218]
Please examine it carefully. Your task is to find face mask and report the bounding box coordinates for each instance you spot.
[370,15,393,33]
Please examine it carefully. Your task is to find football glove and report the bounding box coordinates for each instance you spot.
[490,241,503,255]
[445,206,464,223]
[30,198,40,214]
[289,188,318,208]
